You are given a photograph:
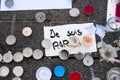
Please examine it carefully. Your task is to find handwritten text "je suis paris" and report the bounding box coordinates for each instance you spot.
[49,29,82,50]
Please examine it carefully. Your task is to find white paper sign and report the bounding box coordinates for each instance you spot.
[1,0,72,11]
[107,0,119,21]
[44,23,97,57]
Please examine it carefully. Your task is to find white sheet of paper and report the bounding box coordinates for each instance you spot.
[107,0,119,21]
[1,0,72,11]
[44,23,97,57]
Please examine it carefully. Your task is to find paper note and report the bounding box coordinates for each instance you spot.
[44,23,97,57]
[1,0,72,11]
[107,0,119,21]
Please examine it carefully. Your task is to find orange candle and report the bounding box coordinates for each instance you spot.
[82,35,93,46]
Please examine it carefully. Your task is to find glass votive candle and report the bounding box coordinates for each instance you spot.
[106,17,120,32]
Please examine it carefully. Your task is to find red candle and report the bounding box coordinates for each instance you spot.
[116,3,120,17]
[84,5,94,15]
[70,71,81,80]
